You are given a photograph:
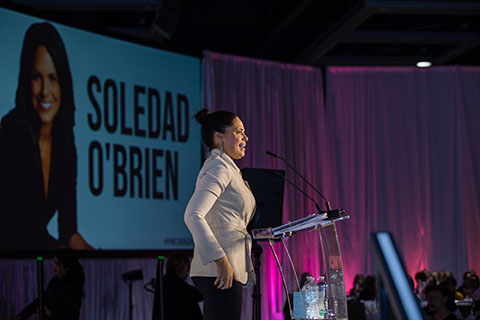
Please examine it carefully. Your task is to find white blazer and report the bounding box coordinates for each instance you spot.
[184,149,256,285]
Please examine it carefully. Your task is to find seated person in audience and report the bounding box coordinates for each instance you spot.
[423,284,457,320]
[359,275,377,301]
[416,270,430,302]
[163,254,203,320]
[348,274,365,301]
[457,270,477,298]
[436,271,451,285]
[440,275,464,300]
[463,274,480,316]
[463,274,480,301]
[16,248,85,320]
[358,275,379,315]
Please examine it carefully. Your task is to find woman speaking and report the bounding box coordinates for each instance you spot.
[184,109,256,320]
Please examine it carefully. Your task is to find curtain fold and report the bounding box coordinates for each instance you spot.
[203,54,480,319]
[325,66,480,289]
[203,50,328,320]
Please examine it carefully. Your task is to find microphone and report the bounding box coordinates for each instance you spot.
[265,151,278,158]
[266,150,344,218]
[268,171,325,215]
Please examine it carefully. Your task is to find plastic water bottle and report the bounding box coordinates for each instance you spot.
[317,276,328,319]
[302,276,321,319]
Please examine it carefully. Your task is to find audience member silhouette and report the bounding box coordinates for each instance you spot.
[359,275,377,301]
[464,274,480,301]
[348,274,365,301]
[440,275,464,300]
[415,270,430,302]
[457,270,477,298]
[16,248,85,319]
[163,254,203,320]
[423,284,457,320]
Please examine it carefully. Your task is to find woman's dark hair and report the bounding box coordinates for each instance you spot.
[440,275,457,291]
[415,270,428,282]
[3,22,75,138]
[195,108,237,149]
[463,270,476,280]
[300,272,312,288]
[353,273,365,288]
[55,248,85,295]
[426,284,456,312]
[362,275,377,300]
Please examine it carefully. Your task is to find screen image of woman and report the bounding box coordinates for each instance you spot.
[0,22,91,250]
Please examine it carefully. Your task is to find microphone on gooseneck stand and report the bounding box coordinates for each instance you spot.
[267,170,325,215]
[266,150,344,219]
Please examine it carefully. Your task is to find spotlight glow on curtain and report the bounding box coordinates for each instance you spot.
[325,66,480,286]
[203,52,480,319]
[203,51,329,320]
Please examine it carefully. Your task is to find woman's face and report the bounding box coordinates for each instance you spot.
[217,117,248,160]
[31,45,61,125]
[53,256,67,277]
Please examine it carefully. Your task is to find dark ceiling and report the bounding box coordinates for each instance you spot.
[7,0,480,66]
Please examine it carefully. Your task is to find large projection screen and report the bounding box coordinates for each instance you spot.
[0,5,201,251]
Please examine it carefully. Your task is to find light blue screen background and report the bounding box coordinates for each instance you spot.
[0,6,201,249]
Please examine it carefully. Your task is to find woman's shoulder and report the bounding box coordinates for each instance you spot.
[204,153,230,170]
[1,110,31,136]
[200,153,233,180]
[0,112,33,146]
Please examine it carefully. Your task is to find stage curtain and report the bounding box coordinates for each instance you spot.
[203,51,480,320]
[203,50,329,320]
[325,66,480,293]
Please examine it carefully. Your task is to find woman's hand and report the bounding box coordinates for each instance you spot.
[214,255,236,290]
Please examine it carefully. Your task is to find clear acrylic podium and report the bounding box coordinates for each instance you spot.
[252,212,350,320]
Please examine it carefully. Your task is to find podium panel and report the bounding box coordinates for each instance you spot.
[253,213,349,320]
[319,222,347,320]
